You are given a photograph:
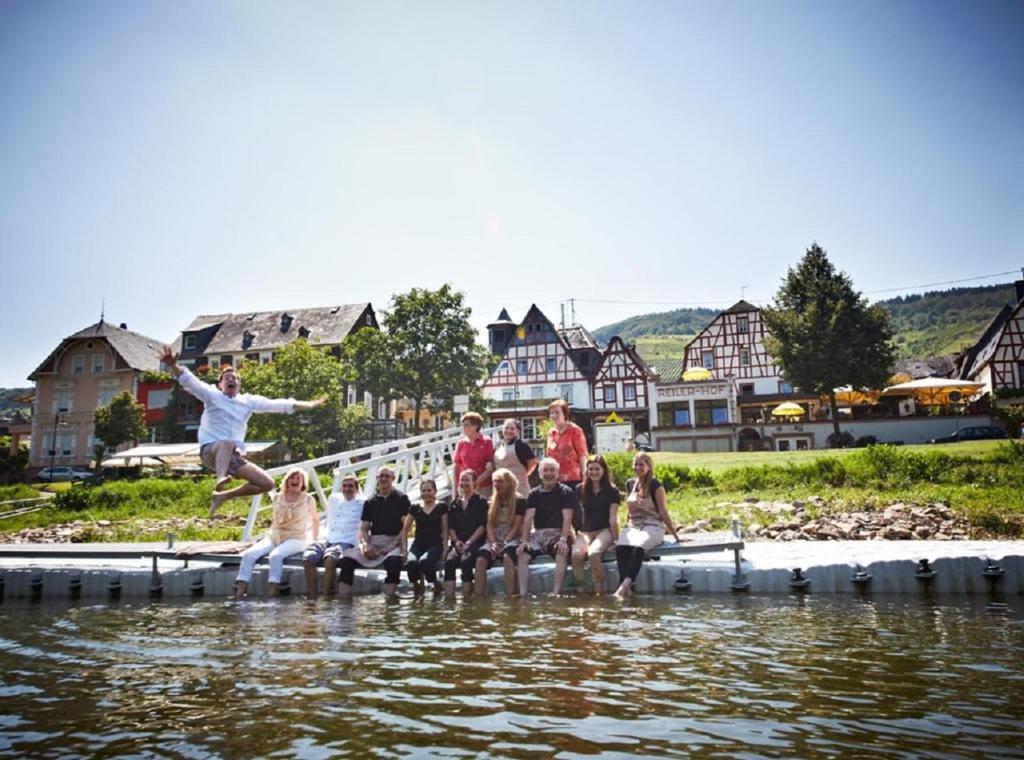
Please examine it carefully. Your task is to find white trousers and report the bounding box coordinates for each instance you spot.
[236,536,306,584]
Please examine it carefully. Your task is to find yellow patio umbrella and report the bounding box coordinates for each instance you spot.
[682,366,713,382]
[880,377,984,406]
[771,401,806,418]
[831,386,880,406]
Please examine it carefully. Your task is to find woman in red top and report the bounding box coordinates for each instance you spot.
[546,399,588,491]
[453,412,495,498]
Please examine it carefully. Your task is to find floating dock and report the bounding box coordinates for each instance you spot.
[1,534,1021,600]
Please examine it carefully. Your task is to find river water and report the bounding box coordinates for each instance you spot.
[0,594,1022,758]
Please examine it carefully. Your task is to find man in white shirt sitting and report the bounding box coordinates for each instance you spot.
[159,346,325,516]
[303,474,364,597]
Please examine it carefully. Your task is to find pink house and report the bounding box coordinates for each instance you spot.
[28,320,165,469]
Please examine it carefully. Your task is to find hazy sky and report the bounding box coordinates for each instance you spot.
[2,0,1022,387]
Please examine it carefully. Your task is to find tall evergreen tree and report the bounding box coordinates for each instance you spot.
[762,243,896,440]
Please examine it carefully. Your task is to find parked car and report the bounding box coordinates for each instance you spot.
[927,426,1008,444]
[36,466,93,482]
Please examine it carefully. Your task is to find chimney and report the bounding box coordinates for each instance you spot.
[119,322,127,329]
[1015,279,1024,305]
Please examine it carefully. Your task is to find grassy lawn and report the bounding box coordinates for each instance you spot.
[1,440,1021,542]
[650,439,1005,473]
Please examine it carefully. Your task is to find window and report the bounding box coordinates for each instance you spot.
[72,355,85,375]
[657,403,690,427]
[737,315,749,334]
[54,386,72,413]
[779,381,794,394]
[220,355,232,367]
[517,359,528,375]
[694,399,729,426]
[50,430,74,457]
[1018,362,1024,387]
[147,389,170,409]
[530,386,543,399]
[92,355,104,374]
[522,418,537,440]
[560,384,573,404]
[97,383,118,407]
[624,384,636,402]
[496,360,510,372]
[546,357,557,373]
[502,390,514,402]
[245,353,260,363]
[702,350,714,370]
[184,334,197,350]
[603,386,617,403]
[739,349,750,367]
[739,383,755,396]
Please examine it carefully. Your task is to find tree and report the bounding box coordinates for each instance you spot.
[93,391,147,466]
[0,436,29,482]
[343,284,492,433]
[240,339,368,459]
[762,243,896,441]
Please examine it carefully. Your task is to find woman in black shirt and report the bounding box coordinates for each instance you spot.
[444,469,488,598]
[403,479,447,595]
[572,456,620,594]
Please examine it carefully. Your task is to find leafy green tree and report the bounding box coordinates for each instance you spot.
[94,391,147,466]
[343,284,492,433]
[241,339,368,459]
[0,436,29,481]
[762,243,896,440]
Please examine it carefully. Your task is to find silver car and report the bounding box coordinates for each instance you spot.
[37,466,93,482]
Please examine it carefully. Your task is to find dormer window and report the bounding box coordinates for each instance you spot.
[298,326,310,339]
[242,330,255,350]
[280,313,293,332]
[330,306,340,314]
[184,334,197,350]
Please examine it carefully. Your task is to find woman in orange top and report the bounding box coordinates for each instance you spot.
[546,399,588,528]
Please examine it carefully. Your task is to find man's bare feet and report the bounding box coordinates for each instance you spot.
[210,491,229,518]
[214,476,232,492]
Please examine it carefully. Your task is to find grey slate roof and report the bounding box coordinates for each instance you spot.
[181,304,374,354]
[557,324,602,351]
[30,321,164,380]
[893,355,960,380]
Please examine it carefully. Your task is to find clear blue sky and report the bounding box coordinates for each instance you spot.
[1,0,1021,387]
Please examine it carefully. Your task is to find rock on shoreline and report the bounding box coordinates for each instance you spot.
[677,498,972,541]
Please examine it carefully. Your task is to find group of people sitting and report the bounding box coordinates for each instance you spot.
[154,347,680,600]
[234,407,681,601]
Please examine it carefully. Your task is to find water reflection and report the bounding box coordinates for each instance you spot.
[0,595,1022,758]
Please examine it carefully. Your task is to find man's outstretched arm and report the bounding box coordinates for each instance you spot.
[158,345,216,404]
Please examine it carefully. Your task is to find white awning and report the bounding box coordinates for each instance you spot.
[101,441,277,466]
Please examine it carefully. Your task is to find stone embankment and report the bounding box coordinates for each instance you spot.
[679,498,971,541]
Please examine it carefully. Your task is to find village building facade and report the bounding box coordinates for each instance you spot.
[651,301,820,452]
[168,304,385,442]
[482,306,654,454]
[27,321,164,469]
[957,279,1024,399]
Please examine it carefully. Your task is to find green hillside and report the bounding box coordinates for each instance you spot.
[0,388,32,419]
[596,282,1019,360]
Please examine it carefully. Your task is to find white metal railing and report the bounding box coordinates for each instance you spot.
[242,425,502,540]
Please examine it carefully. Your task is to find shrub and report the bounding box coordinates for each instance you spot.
[53,488,90,512]
[826,431,855,449]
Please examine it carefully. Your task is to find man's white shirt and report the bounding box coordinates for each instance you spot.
[176,365,296,453]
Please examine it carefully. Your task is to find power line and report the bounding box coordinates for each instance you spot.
[568,269,1018,309]
[861,269,1020,295]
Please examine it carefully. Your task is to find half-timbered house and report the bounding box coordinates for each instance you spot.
[653,300,818,452]
[590,337,653,435]
[958,280,1024,397]
[483,305,595,450]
